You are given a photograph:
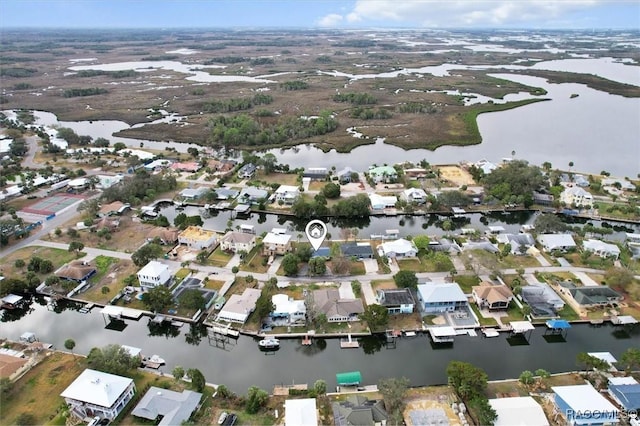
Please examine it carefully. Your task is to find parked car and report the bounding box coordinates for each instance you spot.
[226,414,238,426]
[217,412,228,425]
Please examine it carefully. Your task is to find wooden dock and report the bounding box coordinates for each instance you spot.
[340,334,359,349]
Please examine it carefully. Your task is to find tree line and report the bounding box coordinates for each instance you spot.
[202,93,273,113]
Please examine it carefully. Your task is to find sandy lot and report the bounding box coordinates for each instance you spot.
[437,166,476,187]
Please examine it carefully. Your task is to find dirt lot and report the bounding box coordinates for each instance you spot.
[437,165,477,187]
[77,259,138,304]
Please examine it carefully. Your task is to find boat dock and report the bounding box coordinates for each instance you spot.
[482,328,500,338]
[78,303,94,314]
[428,327,456,343]
[301,335,312,346]
[340,334,359,348]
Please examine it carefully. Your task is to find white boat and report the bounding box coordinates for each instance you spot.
[258,338,280,349]
[148,354,166,364]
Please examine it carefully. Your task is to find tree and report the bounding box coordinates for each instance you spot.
[179,289,205,311]
[132,243,164,267]
[620,348,640,373]
[378,377,409,425]
[196,250,209,264]
[534,213,568,234]
[446,361,489,399]
[254,287,275,321]
[360,304,389,332]
[393,270,418,290]
[259,153,278,174]
[576,352,610,371]
[187,368,206,392]
[64,338,76,356]
[68,241,84,253]
[519,370,534,385]
[282,253,299,276]
[246,386,269,414]
[322,182,341,199]
[468,397,497,426]
[141,285,174,313]
[313,379,327,395]
[308,257,326,276]
[482,160,547,207]
[87,344,139,376]
[605,267,633,290]
[412,235,431,251]
[78,198,100,218]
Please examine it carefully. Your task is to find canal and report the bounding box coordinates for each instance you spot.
[3,300,638,394]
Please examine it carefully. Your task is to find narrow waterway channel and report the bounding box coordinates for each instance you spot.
[3,301,638,394]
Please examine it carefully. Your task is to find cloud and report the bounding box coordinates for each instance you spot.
[317,13,344,27]
[323,0,602,27]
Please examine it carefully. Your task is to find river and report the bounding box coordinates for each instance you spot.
[2,300,638,394]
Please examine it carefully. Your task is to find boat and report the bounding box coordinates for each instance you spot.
[258,338,280,349]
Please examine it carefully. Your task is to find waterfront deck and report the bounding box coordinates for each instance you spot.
[428,327,456,343]
[340,334,360,348]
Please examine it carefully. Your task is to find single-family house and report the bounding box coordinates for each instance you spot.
[474,159,498,175]
[144,159,172,172]
[208,159,237,177]
[0,294,25,310]
[220,231,256,253]
[237,163,256,179]
[560,174,590,188]
[285,398,318,426]
[368,193,397,210]
[608,377,640,414]
[216,288,261,323]
[137,261,172,291]
[416,283,468,314]
[521,282,565,317]
[239,187,269,203]
[178,226,217,250]
[377,238,418,259]
[336,167,355,184]
[147,227,179,245]
[404,167,429,180]
[401,188,428,204]
[179,187,209,200]
[537,234,577,252]
[376,288,415,314]
[271,294,306,324]
[263,230,293,256]
[302,167,328,181]
[560,186,594,208]
[0,352,29,379]
[170,162,201,173]
[274,185,301,205]
[368,165,397,184]
[582,239,621,259]
[552,384,619,425]
[55,261,97,283]
[472,282,514,311]
[96,174,124,190]
[602,178,636,191]
[131,387,202,426]
[332,395,388,426]
[214,188,239,200]
[313,288,364,322]
[496,233,536,255]
[565,285,623,308]
[98,201,130,217]
[61,369,136,421]
[488,397,549,426]
[533,191,554,206]
[341,242,374,259]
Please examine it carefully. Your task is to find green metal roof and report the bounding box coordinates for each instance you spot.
[336,371,362,386]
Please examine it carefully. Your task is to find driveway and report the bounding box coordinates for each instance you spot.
[339,281,355,299]
[360,281,378,305]
[362,259,378,274]
[225,254,242,269]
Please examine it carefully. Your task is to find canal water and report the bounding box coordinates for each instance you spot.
[2,300,638,394]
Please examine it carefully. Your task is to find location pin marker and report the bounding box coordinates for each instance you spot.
[305,219,328,251]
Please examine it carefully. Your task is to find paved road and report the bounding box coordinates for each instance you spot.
[22,135,43,169]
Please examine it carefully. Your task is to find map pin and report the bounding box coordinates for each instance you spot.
[305,219,328,251]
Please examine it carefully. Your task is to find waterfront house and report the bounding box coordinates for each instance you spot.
[274,185,301,205]
[239,187,268,204]
[332,395,388,426]
[55,261,97,283]
[488,397,549,426]
[214,188,240,200]
[312,288,364,322]
[474,159,498,175]
[404,167,429,180]
[262,229,293,256]
[137,261,171,292]
[271,294,306,324]
[552,384,619,425]
[376,288,415,314]
[143,159,172,172]
[0,352,29,379]
[131,387,202,426]
[0,294,25,310]
[560,186,594,208]
[341,242,374,260]
[368,193,397,210]
[377,238,418,259]
[416,283,468,314]
[302,167,329,181]
[462,239,500,254]
[285,398,318,426]
[98,201,130,217]
[179,187,208,200]
[533,191,554,206]
[563,284,623,308]
[537,233,577,252]
[208,159,237,177]
[602,177,636,191]
[336,167,355,184]
[237,163,256,179]
[496,233,536,255]
[582,239,621,259]
[608,377,640,414]
[220,231,256,253]
[178,226,217,251]
[216,288,261,323]
[61,369,136,421]
[472,282,514,311]
[170,161,201,173]
[147,227,179,245]
[367,165,397,184]
[401,188,428,204]
[521,281,565,317]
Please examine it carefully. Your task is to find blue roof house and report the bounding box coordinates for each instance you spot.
[608,378,640,413]
[552,384,619,425]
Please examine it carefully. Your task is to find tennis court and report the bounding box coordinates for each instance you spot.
[21,194,85,216]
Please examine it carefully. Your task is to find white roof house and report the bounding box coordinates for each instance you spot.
[402,188,428,204]
[274,185,300,204]
[489,397,549,426]
[368,193,397,210]
[377,238,418,258]
[262,231,293,255]
[537,234,576,252]
[583,239,621,259]
[560,186,594,207]
[553,384,619,425]
[417,283,468,314]
[285,398,318,426]
[131,387,202,426]
[474,159,498,175]
[137,260,172,291]
[217,288,261,323]
[61,369,136,420]
[271,294,306,323]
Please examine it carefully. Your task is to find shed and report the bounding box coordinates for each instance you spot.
[336,371,362,386]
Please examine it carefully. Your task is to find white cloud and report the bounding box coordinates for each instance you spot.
[324,0,601,27]
[317,13,344,27]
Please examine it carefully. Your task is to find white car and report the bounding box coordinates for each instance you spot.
[217,412,228,425]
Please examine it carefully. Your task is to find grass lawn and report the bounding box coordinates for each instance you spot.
[174,268,191,285]
[227,276,260,296]
[396,258,424,272]
[557,304,581,321]
[388,313,423,330]
[371,280,396,290]
[349,261,366,275]
[80,259,137,304]
[454,275,481,294]
[209,247,234,267]
[0,246,85,280]
[255,170,300,186]
[501,304,526,324]
[0,352,86,426]
[469,303,499,327]
[204,279,226,291]
[563,253,615,270]
[419,251,455,272]
[240,246,269,274]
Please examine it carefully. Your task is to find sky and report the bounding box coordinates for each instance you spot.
[1,0,639,29]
